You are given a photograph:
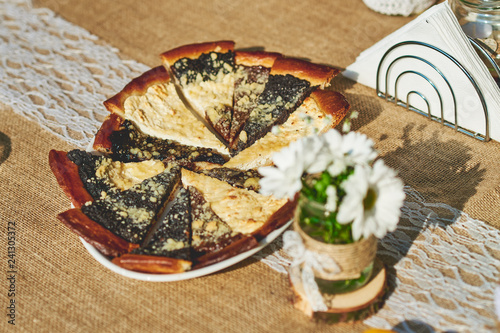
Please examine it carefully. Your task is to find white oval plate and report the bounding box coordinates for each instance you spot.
[80,220,291,282]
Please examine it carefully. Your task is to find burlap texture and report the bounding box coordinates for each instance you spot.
[33,0,499,228]
[0,107,372,332]
[0,0,497,331]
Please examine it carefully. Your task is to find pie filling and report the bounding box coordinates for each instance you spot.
[108,119,227,165]
[230,65,271,145]
[232,73,313,154]
[68,150,181,244]
[121,82,229,155]
[189,186,241,255]
[172,51,235,142]
[134,187,192,260]
[199,167,261,192]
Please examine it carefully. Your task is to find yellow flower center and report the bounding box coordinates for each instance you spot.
[363,188,377,211]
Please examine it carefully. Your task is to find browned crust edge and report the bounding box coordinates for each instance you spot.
[270,57,340,88]
[112,254,192,274]
[93,113,124,153]
[58,208,138,257]
[309,90,350,128]
[251,199,296,241]
[103,66,170,115]
[161,40,235,65]
[234,50,282,68]
[194,235,259,269]
[49,150,94,209]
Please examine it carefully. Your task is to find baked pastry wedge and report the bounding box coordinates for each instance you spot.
[103,66,229,156]
[50,149,181,255]
[94,113,228,165]
[161,41,236,143]
[181,168,288,235]
[112,187,193,274]
[230,57,340,154]
[112,184,261,273]
[230,50,282,144]
[225,89,350,170]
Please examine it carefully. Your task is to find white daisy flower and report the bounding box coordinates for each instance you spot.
[304,135,331,174]
[322,129,347,176]
[327,158,347,177]
[337,160,405,241]
[259,139,305,200]
[341,131,377,166]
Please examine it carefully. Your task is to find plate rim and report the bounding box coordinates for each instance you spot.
[80,219,291,282]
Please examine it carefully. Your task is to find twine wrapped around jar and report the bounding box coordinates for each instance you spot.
[293,219,377,280]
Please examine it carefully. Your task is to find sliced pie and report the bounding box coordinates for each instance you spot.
[161,41,236,142]
[133,187,192,260]
[112,187,193,274]
[112,185,259,273]
[103,66,229,156]
[181,168,288,235]
[50,41,350,275]
[225,89,350,170]
[229,50,282,144]
[231,57,340,154]
[94,113,227,165]
[49,150,181,254]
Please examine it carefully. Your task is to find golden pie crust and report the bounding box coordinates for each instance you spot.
[161,40,235,65]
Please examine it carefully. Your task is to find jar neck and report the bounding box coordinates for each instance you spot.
[455,0,500,12]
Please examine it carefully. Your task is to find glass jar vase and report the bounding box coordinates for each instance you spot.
[450,0,500,80]
[294,195,377,294]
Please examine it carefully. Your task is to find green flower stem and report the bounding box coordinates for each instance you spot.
[298,168,355,244]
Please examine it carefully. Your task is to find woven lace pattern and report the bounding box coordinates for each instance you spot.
[0,0,148,148]
[2,1,498,331]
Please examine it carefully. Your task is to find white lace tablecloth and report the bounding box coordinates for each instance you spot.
[1,1,498,331]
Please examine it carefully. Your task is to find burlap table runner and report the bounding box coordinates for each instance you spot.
[33,0,500,229]
[0,0,497,331]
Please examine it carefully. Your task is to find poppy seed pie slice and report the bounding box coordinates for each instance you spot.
[161,41,236,142]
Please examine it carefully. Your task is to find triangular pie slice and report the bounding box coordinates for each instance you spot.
[231,57,340,154]
[229,50,282,143]
[94,113,228,165]
[224,89,350,170]
[181,168,288,235]
[188,185,242,255]
[50,150,181,254]
[133,187,192,260]
[161,41,236,142]
[103,66,229,156]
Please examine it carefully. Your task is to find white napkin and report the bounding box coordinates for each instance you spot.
[343,1,500,142]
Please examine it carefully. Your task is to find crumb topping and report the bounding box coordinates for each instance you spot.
[233,74,312,154]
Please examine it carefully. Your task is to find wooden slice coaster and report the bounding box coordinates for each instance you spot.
[289,258,387,323]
